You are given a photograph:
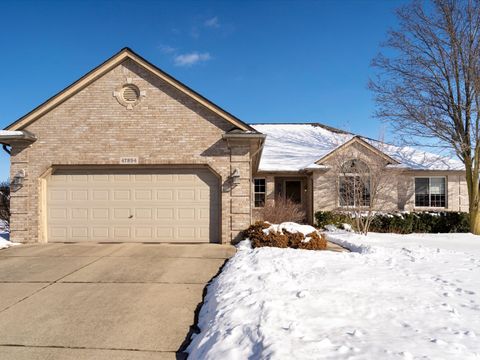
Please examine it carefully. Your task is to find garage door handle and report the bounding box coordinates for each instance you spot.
[128,215,133,219]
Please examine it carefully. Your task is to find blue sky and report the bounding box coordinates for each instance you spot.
[0,0,405,180]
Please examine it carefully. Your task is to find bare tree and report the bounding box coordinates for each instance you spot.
[0,181,10,230]
[370,0,480,233]
[327,139,396,234]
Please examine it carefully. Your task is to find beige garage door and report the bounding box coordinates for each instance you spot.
[46,168,220,243]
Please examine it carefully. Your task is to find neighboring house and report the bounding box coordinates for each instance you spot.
[0,48,468,244]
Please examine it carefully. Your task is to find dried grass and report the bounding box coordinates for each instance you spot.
[257,197,306,224]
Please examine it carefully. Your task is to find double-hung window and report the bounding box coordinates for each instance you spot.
[254,178,266,207]
[415,177,446,207]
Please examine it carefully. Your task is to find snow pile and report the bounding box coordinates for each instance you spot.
[0,229,20,249]
[264,222,317,236]
[263,222,319,242]
[0,233,19,250]
[188,232,480,359]
[252,123,463,171]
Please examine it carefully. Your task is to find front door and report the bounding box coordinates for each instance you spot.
[285,180,302,204]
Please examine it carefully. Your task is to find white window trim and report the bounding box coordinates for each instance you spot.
[253,178,266,208]
[414,176,447,209]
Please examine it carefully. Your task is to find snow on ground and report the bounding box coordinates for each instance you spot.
[0,231,19,249]
[188,232,480,359]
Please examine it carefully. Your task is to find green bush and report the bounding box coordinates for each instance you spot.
[315,211,470,234]
[314,211,352,229]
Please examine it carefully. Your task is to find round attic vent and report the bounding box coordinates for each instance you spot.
[121,84,140,103]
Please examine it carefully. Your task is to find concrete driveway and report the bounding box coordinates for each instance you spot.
[0,242,235,359]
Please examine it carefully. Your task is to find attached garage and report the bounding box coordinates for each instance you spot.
[3,48,262,244]
[46,167,220,243]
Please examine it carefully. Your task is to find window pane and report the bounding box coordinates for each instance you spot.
[339,176,355,206]
[254,179,266,193]
[341,159,369,173]
[360,179,371,207]
[415,178,429,194]
[430,178,445,195]
[430,194,445,207]
[254,193,265,207]
[254,179,266,207]
[415,178,429,206]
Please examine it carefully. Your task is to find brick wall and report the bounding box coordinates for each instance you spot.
[9,59,252,243]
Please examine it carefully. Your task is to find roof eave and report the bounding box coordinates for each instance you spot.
[222,133,266,140]
[0,130,37,145]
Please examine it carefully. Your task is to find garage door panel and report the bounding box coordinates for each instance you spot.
[92,227,109,239]
[47,168,219,243]
[49,190,67,201]
[156,190,174,200]
[92,208,109,220]
[71,227,88,239]
[134,189,152,201]
[50,227,67,241]
[156,208,174,220]
[71,208,88,220]
[113,190,131,201]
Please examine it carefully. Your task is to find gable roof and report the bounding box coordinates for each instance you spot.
[5,48,256,132]
[251,123,464,172]
[315,136,400,165]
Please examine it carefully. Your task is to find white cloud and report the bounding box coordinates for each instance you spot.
[174,52,211,67]
[159,44,176,54]
[204,16,220,28]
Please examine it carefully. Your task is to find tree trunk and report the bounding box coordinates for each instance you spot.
[470,208,480,235]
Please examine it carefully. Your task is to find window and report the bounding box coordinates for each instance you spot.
[254,178,266,207]
[339,176,370,207]
[415,177,446,207]
[339,159,370,207]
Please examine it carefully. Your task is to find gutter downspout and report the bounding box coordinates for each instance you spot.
[250,138,265,169]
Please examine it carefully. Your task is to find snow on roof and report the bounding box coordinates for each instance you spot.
[251,123,464,172]
[0,130,23,136]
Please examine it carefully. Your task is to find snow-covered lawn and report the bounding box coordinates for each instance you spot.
[188,231,480,359]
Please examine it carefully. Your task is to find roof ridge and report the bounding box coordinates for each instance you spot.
[250,122,353,135]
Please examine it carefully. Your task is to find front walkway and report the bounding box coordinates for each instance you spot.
[0,242,235,359]
[326,241,349,252]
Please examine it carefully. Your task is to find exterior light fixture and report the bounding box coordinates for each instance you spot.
[11,169,25,191]
[231,168,241,186]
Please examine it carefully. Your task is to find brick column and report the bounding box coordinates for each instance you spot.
[229,143,251,242]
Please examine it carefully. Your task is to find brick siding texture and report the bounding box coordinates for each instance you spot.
[9,59,252,243]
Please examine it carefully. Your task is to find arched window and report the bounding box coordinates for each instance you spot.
[341,159,369,174]
[339,159,371,207]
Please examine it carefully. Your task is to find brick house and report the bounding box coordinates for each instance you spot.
[0,48,469,244]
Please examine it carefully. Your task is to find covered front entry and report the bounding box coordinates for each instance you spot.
[46,167,220,243]
[274,176,312,223]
